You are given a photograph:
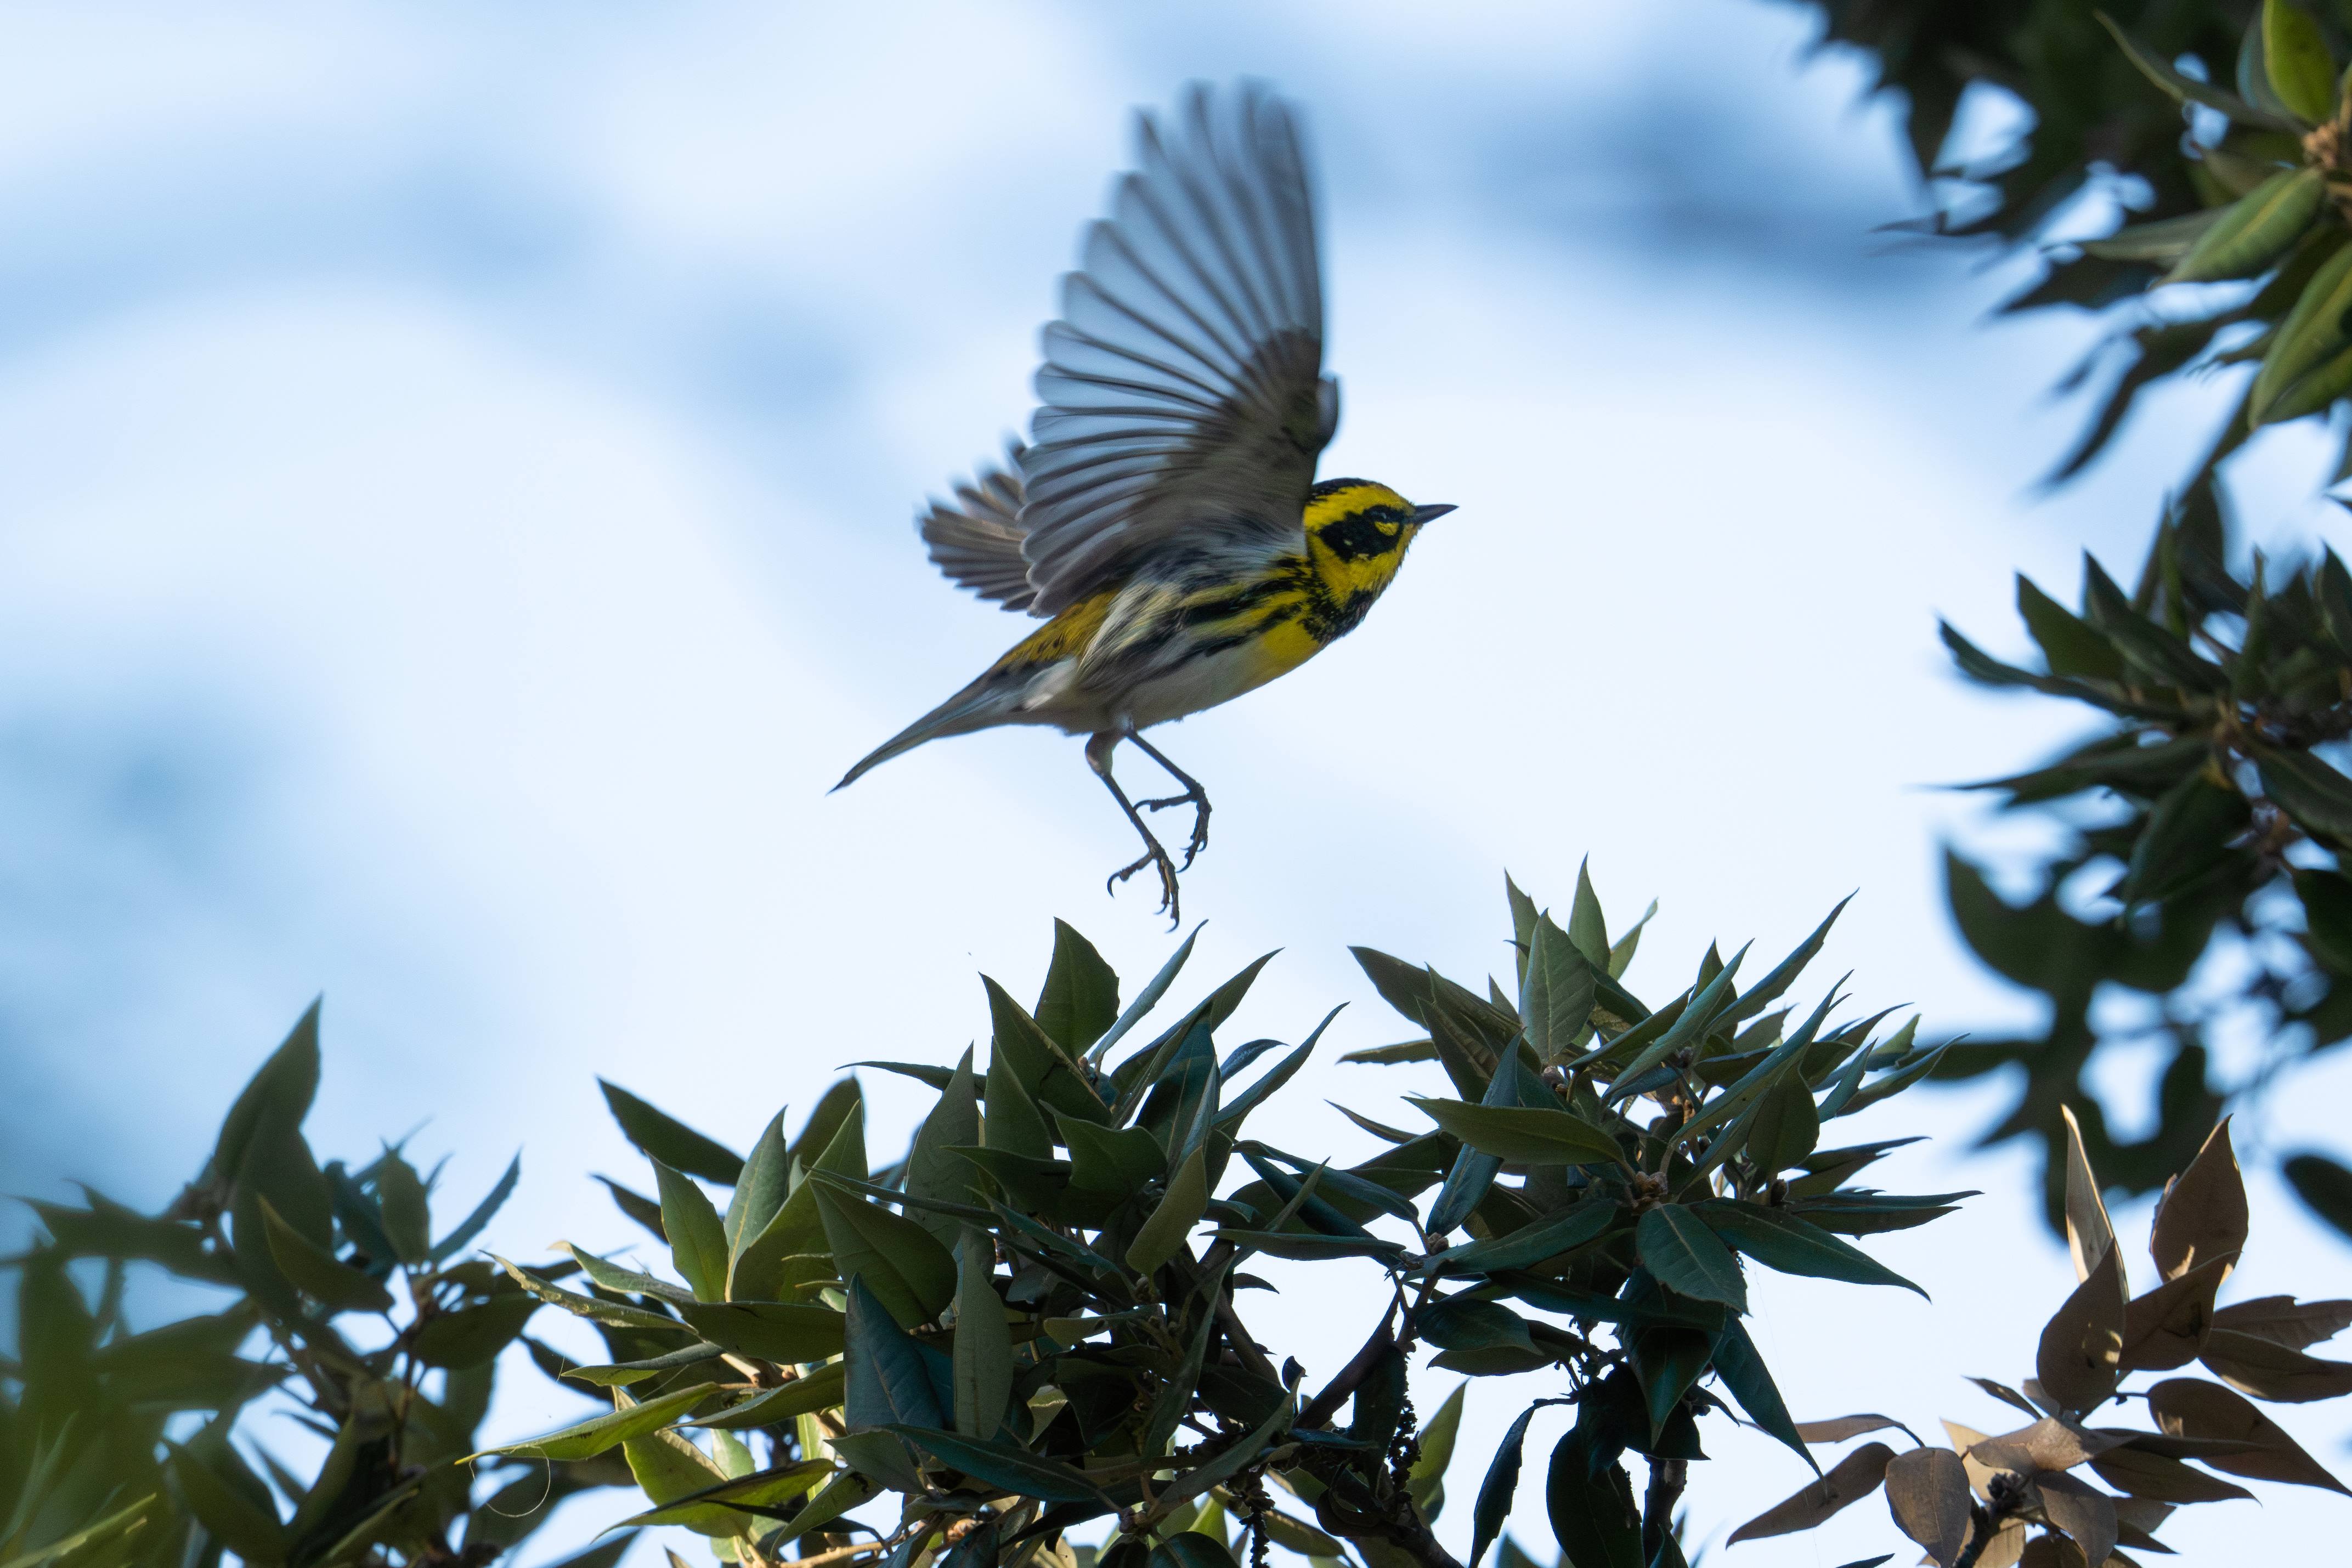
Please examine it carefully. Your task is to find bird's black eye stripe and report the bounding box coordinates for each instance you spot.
[1317,507,1410,562]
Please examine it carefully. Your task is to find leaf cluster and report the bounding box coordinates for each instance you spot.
[0,1004,618,1568]
[1802,0,2352,490]
[523,876,1969,1568]
[1937,494,2352,1232]
[1728,1108,2352,1565]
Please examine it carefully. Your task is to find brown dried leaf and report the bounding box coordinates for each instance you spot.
[2034,1471,2117,1568]
[2209,1295,2352,1350]
[1944,1419,1999,1498]
[2118,1258,2228,1373]
[1886,1447,1973,1566]
[2196,1329,2352,1402]
[1725,1440,1895,1543]
[2061,1105,2121,1290]
[2038,1247,2125,1416]
[1969,1418,2129,1474]
[1968,1377,2045,1420]
[2147,1120,2245,1284]
[1974,1519,2030,1568]
[2090,1428,2261,1461]
[2087,1445,2255,1504]
[1794,1413,1916,1445]
[2108,1496,2173,1536]
[2147,1377,2351,1493]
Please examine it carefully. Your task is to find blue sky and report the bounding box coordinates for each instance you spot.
[5,1,2352,1562]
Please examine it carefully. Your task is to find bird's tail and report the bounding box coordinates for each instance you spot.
[831,675,1025,792]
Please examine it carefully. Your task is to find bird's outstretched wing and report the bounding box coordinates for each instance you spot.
[919,448,1040,613]
[1017,81,1338,617]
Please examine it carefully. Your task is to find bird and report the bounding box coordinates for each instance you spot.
[834,81,1452,925]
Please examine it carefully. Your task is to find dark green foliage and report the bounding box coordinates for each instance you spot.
[1939,496,2352,1232]
[1799,0,2352,491]
[2,1005,595,1568]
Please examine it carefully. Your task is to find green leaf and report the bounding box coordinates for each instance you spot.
[1506,872,1539,987]
[952,1227,1014,1440]
[2285,1152,2352,1240]
[1421,1201,1621,1278]
[788,1080,864,1173]
[2254,743,2352,841]
[986,975,1111,1127]
[1711,1316,1817,1473]
[1215,1009,1339,1132]
[904,1051,983,1251]
[1037,919,1121,1054]
[1142,1276,1226,1459]
[2167,167,2325,282]
[1522,915,1596,1063]
[1544,1431,1642,1568]
[2017,575,2124,679]
[1607,901,1655,980]
[731,1098,866,1300]
[1694,1202,1926,1297]
[816,1184,957,1329]
[1213,1230,1407,1261]
[886,1425,1107,1502]
[1157,1395,1295,1516]
[726,1110,793,1253]
[655,1161,730,1303]
[689,1361,847,1428]
[2079,207,2229,264]
[1721,899,1850,1028]
[983,1035,1055,1160]
[596,1175,666,1241]
[1088,921,1200,1064]
[472,1380,720,1461]
[674,1299,847,1363]
[1128,1145,1209,1276]
[1059,1111,1168,1195]
[1469,1402,1553,1568]
[1406,1099,1624,1167]
[2253,241,2352,420]
[257,1196,392,1313]
[429,1153,520,1264]
[2097,10,2299,129]
[618,1428,733,1536]
[1742,1080,1820,1175]
[372,1152,431,1265]
[167,1440,287,1564]
[1634,1207,1746,1310]
[2266,0,2337,122]
[0,1495,157,1568]
[1604,942,1749,1102]
[844,1276,947,1432]
[209,1000,320,1190]
[602,1459,834,1532]
[492,1253,686,1333]
[1567,857,1609,967]
[413,1294,539,1368]
[559,1339,726,1387]
[600,1080,744,1185]
[2118,771,2249,904]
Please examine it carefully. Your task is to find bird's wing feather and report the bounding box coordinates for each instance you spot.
[1017,81,1336,616]
[919,449,1039,613]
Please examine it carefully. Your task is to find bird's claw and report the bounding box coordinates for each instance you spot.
[1107,841,1183,929]
[1139,789,1212,870]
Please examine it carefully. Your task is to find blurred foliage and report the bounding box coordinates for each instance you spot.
[1938,487,2352,1243]
[482,875,1975,1568]
[1,1005,631,1568]
[1730,1109,2352,1564]
[1799,0,2352,489]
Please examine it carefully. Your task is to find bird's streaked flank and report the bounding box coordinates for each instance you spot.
[836,82,1451,923]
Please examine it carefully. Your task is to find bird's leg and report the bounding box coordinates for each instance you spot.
[1085,731,1182,927]
[1124,731,1213,870]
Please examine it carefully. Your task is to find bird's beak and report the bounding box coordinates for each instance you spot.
[1411,503,1456,525]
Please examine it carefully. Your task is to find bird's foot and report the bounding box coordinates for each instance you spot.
[1139,787,1212,870]
[1107,836,1183,929]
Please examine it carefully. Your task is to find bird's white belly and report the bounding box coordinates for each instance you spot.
[1117,639,1287,730]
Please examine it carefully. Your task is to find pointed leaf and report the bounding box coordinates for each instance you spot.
[1406,1100,1624,1167]
[815,1185,957,1329]
[2150,1119,2246,1281]
[1885,1448,1971,1567]
[655,1161,729,1303]
[600,1080,743,1185]
[1635,1206,1745,1310]
[1726,1442,1892,1543]
[1037,919,1121,1054]
[953,1227,1014,1440]
[472,1381,720,1461]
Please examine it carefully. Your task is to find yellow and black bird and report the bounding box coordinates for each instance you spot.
[836,81,1451,922]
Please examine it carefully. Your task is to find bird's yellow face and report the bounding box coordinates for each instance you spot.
[1302,479,1452,607]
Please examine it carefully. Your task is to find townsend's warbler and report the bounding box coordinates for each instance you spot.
[836,81,1451,923]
